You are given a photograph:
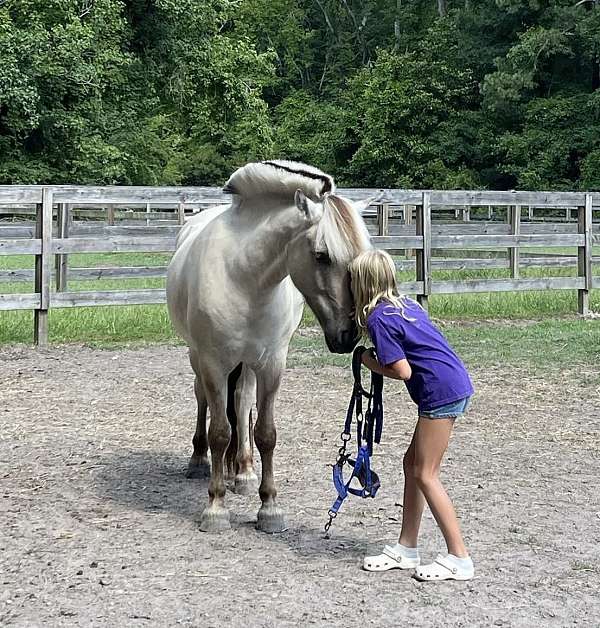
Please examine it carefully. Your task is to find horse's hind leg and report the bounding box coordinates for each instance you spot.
[254,354,287,533]
[186,351,210,478]
[186,376,210,478]
[233,365,258,495]
[199,363,232,533]
[224,364,242,481]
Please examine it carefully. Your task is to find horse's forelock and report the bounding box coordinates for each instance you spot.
[316,195,371,263]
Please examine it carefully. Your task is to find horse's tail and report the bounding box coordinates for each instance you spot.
[225,362,243,474]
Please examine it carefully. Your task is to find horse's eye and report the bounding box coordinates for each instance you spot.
[315,251,330,264]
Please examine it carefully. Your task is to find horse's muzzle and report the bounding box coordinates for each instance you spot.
[326,327,360,354]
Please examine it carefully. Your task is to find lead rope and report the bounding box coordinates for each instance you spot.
[324,346,384,534]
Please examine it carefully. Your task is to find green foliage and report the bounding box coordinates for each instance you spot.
[271,91,354,176]
[495,94,600,189]
[1,0,600,189]
[346,22,478,187]
[0,0,275,185]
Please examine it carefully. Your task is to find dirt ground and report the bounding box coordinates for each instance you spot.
[1,343,599,627]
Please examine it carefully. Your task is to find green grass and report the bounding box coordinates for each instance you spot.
[0,305,178,345]
[289,315,600,378]
[0,253,171,270]
[0,252,172,343]
[1,252,599,375]
[395,266,600,319]
[4,304,596,376]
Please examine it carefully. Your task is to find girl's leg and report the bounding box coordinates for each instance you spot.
[412,416,468,558]
[398,425,427,548]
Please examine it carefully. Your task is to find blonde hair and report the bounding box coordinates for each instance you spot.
[316,194,372,263]
[349,249,417,334]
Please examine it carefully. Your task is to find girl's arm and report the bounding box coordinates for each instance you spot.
[362,350,412,381]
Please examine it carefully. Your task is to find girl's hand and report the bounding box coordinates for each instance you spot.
[361,347,376,365]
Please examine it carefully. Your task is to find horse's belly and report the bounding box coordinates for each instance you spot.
[180,276,300,370]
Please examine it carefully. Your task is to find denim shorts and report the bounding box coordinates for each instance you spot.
[420,396,471,420]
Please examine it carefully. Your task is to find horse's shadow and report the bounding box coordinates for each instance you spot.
[93,449,207,519]
[94,448,371,559]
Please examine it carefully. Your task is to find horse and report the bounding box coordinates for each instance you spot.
[166,160,375,533]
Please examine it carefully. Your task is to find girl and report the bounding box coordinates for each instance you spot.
[349,249,474,582]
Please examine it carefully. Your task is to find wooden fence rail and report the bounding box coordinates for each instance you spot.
[1,186,598,345]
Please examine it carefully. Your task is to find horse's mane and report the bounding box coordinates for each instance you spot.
[223,160,371,262]
[223,160,335,202]
[317,194,372,263]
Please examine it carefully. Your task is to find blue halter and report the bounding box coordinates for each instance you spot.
[325,346,384,533]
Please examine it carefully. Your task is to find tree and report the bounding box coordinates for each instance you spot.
[346,21,478,188]
[1,0,599,189]
[482,0,600,188]
[0,0,276,184]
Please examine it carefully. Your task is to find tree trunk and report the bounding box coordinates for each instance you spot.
[394,0,401,50]
[437,0,447,17]
[594,1,600,90]
[584,0,600,90]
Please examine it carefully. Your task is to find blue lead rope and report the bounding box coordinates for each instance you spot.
[325,346,384,533]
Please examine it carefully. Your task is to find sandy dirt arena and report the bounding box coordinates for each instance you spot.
[1,343,599,627]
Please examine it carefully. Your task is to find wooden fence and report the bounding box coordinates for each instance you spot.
[0,185,598,345]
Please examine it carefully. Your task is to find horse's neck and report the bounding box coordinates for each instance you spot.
[233,201,304,289]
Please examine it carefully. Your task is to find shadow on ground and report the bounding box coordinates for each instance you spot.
[93,448,370,560]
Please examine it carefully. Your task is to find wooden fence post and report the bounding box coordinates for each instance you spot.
[377,203,389,236]
[509,204,521,278]
[178,202,186,225]
[34,187,53,346]
[578,194,593,316]
[55,203,69,291]
[416,192,431,309]
[106,204,115,226]
[405,204,414,258]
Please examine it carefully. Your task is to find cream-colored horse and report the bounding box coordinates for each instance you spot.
[167,161,373,533]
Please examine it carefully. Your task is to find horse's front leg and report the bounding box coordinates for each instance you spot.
[198,366,231,533]
[233,365,259,495]
[254,356,286,533]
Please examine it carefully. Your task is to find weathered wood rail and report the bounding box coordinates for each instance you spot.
[0,186,598,345]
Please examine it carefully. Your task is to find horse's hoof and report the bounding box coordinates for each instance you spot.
[199,507,231,533]
[256,505,287,534]
[233,472,259,496]
[185,460,210,479]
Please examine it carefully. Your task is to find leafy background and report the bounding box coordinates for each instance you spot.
[1,0,599,189]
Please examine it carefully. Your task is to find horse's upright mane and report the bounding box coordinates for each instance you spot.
[223,160,371,262]
[223,160,335,202]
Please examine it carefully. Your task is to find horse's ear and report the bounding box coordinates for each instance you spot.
[352,191,386,214]
[294,189,323,224]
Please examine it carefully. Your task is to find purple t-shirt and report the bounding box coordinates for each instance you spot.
[367,299,474,412]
